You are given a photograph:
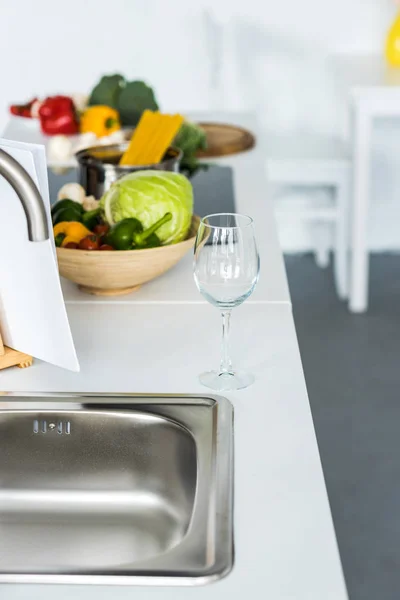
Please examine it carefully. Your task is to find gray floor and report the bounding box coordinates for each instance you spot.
[285,254,400,600]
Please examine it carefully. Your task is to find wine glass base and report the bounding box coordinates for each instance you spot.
[199,370,255,391]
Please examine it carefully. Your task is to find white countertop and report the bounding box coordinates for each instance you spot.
[0,304,347,600]
[0,112,347,599]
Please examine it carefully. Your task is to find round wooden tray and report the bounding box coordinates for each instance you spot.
[196,122,256,158]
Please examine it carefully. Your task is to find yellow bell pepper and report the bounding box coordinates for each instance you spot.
[53,221,92,247]
[80,105,121,137]
[54,221,92,238]
[60,235,81,247]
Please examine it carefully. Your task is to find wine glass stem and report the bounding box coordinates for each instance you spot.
[220,310,233,374]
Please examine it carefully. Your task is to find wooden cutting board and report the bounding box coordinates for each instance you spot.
[196,123,256,158]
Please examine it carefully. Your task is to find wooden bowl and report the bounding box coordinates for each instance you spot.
[56,215,200,296]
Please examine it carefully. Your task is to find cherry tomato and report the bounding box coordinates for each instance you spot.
[94,223,110,237]
[78,235,100,250]
[99,244,114,251]
[64,241,79,249]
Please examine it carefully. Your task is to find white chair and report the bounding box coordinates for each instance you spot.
[265,133,351,299]
[217,19,352,300]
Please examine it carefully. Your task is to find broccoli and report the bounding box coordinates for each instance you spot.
[88,75,159,126]
[88,74,125,109]
[174,121,208,173]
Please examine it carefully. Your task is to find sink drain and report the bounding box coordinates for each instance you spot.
[33,419,71,435]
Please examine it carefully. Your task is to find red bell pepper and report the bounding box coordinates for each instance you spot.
[38,96,79,135]
[9,97,38,118]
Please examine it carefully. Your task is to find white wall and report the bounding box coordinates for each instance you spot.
[1,0,400,251]
[3,0,392,126]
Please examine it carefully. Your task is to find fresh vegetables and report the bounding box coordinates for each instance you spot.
[57,183,86,204]
[52,185,104,231]
[53,221,92,239]
[83,195,100,212]
[39,96,79,135]
[51,197,102,230]
[53,209,175,252]
[86,74,207,164]
[104,219,142,250]
[173,120,208,171]
[105,213,172,250]
[79,235,100,251]
[100,170,193,244]
[51,199,84,216]
[53,221,92,247]
[10,95,86,122]
[54,233,66,247]
[80,105,121,137]
[81,208,103,230]
[10,97,39,118]
[117,81,159,127]
[88,74,159,126]
[53,170,192,251]
[11,76,208,178]
[52,206,84,226]
[47,135,74,163]
[93,223,110,237]
[88,74,124,110]
[51,198,84,226]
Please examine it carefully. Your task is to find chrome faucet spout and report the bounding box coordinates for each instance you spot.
[0,148,49,241]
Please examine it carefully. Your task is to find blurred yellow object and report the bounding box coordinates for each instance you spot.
[80,106,121,137]
[386,13,400,66]
[120,110,184,166]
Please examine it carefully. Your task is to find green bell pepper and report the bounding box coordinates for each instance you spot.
[106,213,172,250]
[141,232,161,248]
[82,208,102,230]
[51,199,84,217]
[105,218,143,250]
[132,213,172,248]
[52,206,83,226]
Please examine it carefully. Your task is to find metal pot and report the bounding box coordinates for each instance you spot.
[75,143,182,199]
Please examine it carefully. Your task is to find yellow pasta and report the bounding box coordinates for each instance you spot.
[119,111,184,166]
[152,115,184,163]
[138,113,165,164]
[120,110,156,166]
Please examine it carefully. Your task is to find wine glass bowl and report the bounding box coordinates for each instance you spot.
[194,213,259,308]
[194,213,260,391]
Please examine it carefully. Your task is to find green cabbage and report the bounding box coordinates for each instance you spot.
[100,171,193,245]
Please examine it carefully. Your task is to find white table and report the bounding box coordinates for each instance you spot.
[334,55,400,313]
[0,113,348,599]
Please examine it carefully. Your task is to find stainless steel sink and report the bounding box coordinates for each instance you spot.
[0,394,233,586]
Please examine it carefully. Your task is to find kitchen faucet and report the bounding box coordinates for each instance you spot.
[0,148,49,241]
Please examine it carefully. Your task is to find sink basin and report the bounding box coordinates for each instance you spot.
[0,394,233,586]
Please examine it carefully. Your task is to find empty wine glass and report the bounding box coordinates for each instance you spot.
[194,213,260,391]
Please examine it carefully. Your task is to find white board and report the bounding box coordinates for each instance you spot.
[0,139,79,372]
